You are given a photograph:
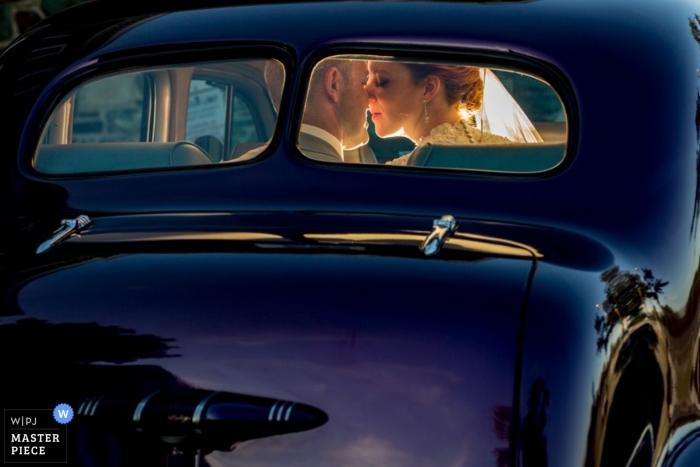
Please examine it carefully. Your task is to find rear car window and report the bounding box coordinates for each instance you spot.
[299,55,568,173]
[35,58,284,174]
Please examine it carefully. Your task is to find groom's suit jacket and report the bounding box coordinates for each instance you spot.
[298,132,343,162]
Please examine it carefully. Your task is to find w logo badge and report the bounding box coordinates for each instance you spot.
[53,404,73,424]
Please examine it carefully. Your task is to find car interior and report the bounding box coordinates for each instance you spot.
[34,55,568,175]
[36,59,280,174]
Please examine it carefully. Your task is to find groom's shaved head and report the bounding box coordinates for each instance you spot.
[304,58,369,150]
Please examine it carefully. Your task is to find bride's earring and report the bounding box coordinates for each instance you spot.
[423,100,429,124]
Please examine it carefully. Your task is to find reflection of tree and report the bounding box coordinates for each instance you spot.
[2,318,183,411]
[0,318,179,364]
[521,378,549,467]
[692,91,700,236]
[690,15,700,236]
[690,15,700,45]
[595,267,668,352]
[0,319,192,465]
[492,405,510,467]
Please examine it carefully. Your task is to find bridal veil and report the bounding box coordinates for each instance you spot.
[473,68,543,143]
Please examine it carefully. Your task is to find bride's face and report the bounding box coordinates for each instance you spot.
[366,61,425,140]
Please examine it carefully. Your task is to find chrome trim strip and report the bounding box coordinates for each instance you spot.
[284,402,295,421]
[82,397,97,417]
[276,401,287,421]
[268,400,281,421]
[77,398,89,416]
[193,391,220,435]
[133,390,160,429]
[89,396,103,416]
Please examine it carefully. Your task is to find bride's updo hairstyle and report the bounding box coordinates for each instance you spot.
[404,64,484,113]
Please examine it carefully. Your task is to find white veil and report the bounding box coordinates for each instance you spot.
[474,69,543,143]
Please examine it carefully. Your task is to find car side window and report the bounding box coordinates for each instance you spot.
[34,59,284,175]
[299,55,568,173]
[71,73,149,144]
[230,95,259,145]
[186,79,227,162]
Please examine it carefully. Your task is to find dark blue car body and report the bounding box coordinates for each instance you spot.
[1,0,700,466]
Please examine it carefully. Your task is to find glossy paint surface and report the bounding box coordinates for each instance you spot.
[4,245,531,466]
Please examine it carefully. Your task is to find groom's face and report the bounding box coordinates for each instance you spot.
[338,60,370,150]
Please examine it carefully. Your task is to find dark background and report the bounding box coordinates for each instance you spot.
[0,0,89,52]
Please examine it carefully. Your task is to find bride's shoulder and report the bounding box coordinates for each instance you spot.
[420,120,473,144]
[471,126,512,144]
[421,120,511,145]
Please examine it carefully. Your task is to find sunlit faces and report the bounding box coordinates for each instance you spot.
[339,60,370,150]
[366,61,425,140]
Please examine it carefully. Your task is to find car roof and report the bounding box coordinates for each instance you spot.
[1,0,699,252]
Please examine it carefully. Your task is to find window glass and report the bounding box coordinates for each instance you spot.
[72,73,147,143]
[299,55,568,173]
[230,95,259,146]
[186,79,226,145]
[186,79,227,163]
[35,58,284,174]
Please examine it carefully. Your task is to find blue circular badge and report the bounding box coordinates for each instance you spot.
[53,403,73,424]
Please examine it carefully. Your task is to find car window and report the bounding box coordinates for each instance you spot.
[186,78,227,158]
[71,73,149,144]
[230,95,261,145]
[34,58,284,174]
[299,55,568,173]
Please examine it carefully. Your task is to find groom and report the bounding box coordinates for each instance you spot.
[299,59,369,162]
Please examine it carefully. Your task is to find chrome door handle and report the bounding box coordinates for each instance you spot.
[419,215,458,256]
[36,215,92,254]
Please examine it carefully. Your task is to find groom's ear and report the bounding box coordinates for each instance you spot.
[323,67,342,103]
[423,75,440,102]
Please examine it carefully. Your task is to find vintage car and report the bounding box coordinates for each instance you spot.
[1,0,700,465]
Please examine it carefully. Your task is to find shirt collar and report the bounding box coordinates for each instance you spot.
[300,124,344,161]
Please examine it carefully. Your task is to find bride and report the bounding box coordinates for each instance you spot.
[365,61,541,165]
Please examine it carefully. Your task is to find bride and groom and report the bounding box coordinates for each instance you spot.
[299,58,541,165]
